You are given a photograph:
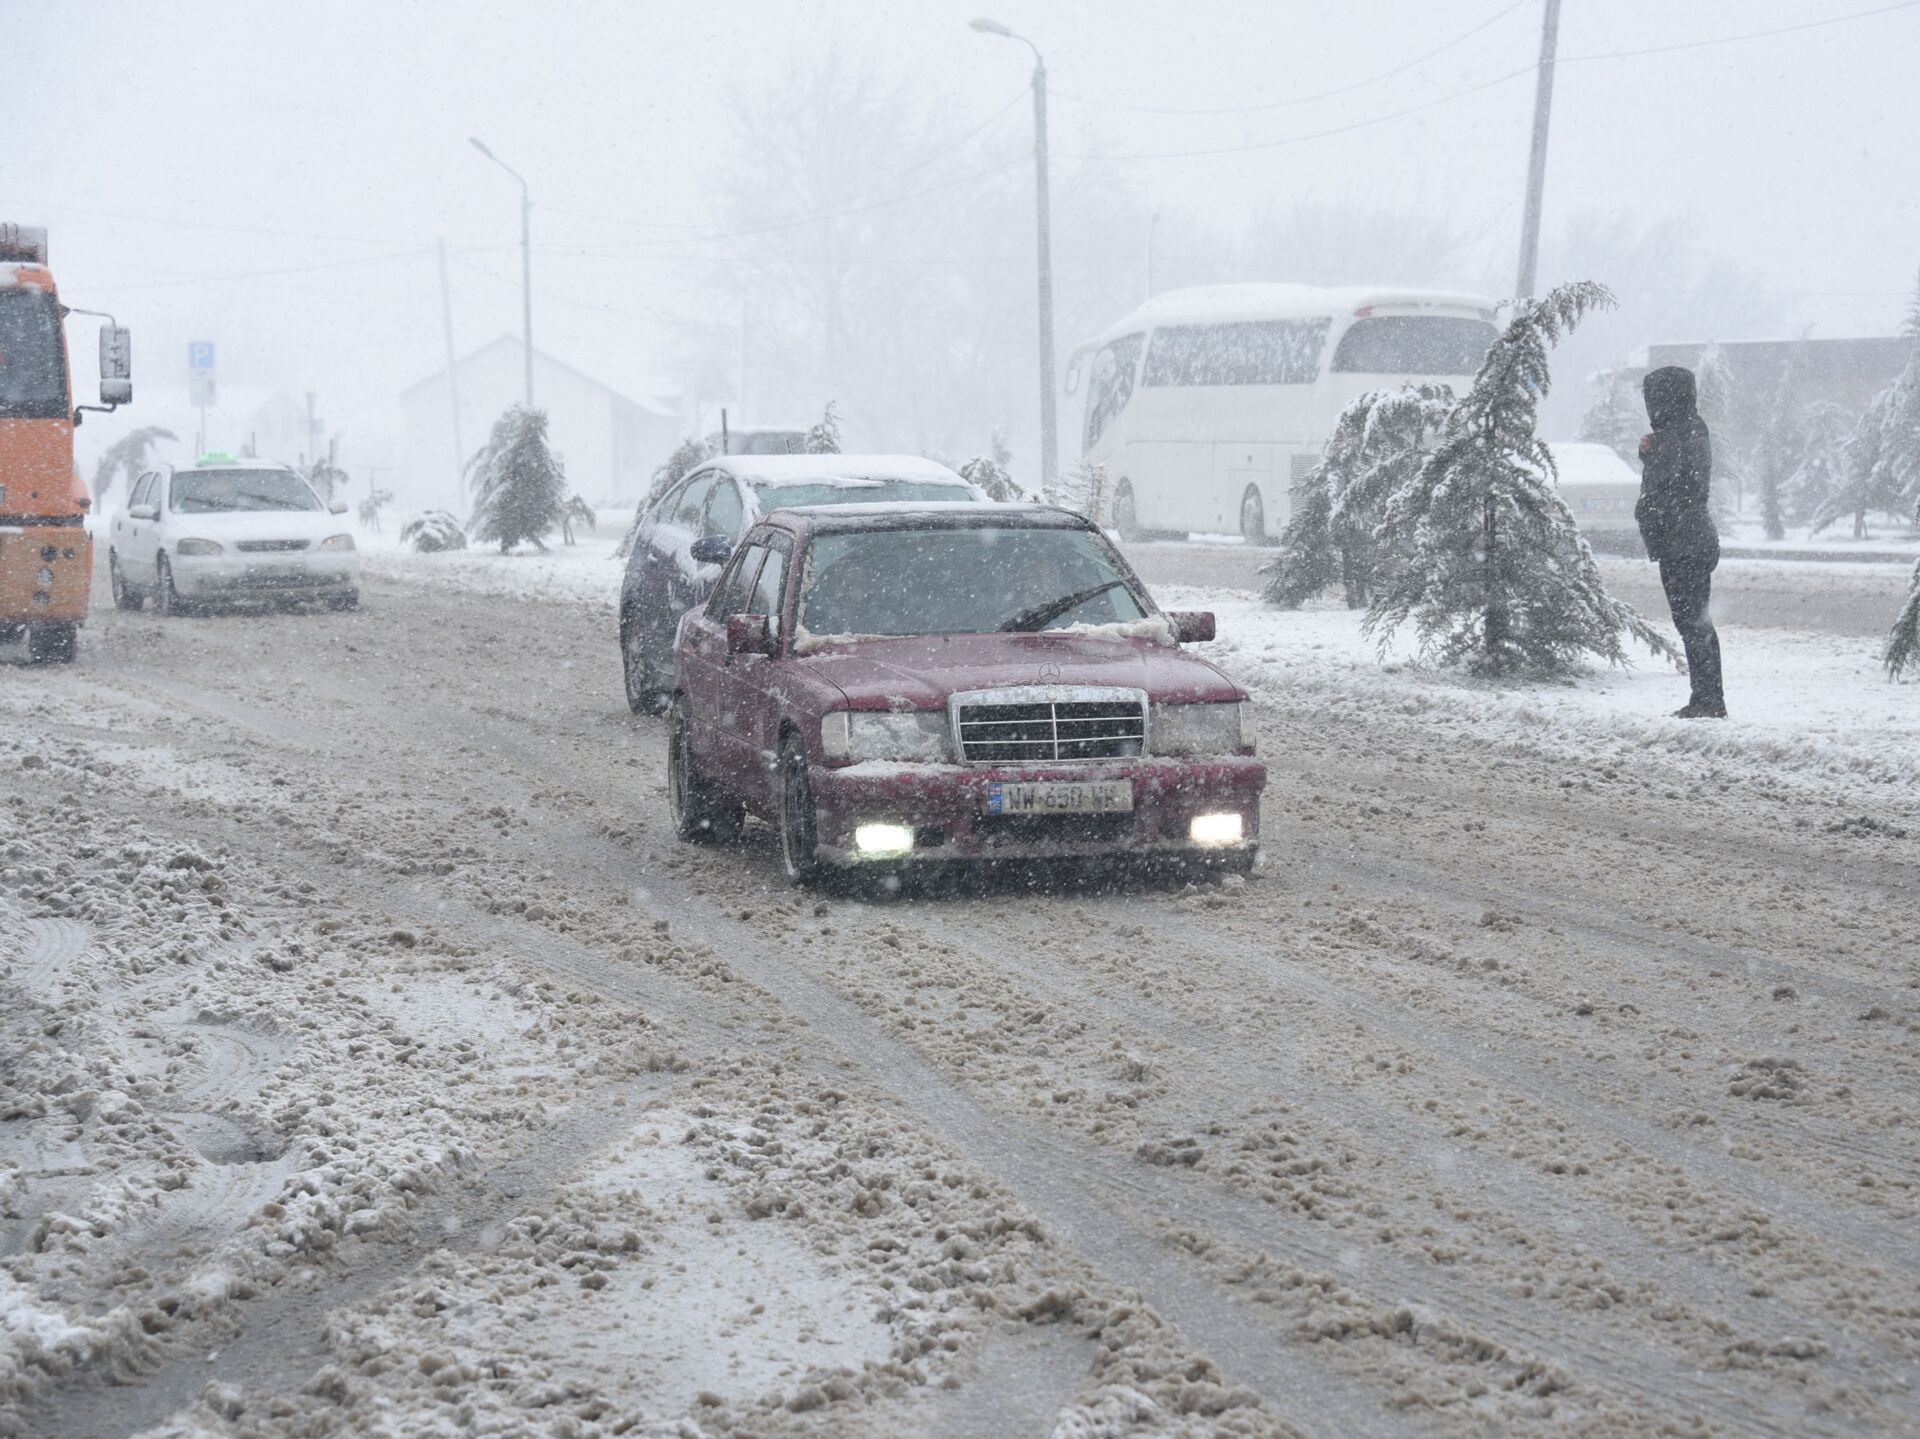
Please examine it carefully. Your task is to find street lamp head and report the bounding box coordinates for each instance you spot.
[969,17,1013,36]
[468,137,495,160]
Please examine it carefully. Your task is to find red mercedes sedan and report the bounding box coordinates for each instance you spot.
[667,503,1265,884]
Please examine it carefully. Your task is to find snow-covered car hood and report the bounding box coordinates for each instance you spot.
[793,630,1245,710]
[167,509,348,543]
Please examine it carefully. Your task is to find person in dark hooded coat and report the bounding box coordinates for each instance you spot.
[1636,365,1725,717]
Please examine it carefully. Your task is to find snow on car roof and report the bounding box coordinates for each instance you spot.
[1546,442,1641,488]
[768,501,1086,532]
[1076,283,1498,353]
[707,453,970,487]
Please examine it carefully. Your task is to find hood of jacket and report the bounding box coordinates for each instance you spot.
[1642,365,1698,431]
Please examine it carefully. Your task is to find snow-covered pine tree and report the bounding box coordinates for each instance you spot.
[1784,400,1851,531]
[560,493,596,546]
[1577,370,1643,469]
[1263,383,1455,609]
[1046,458,1109,524]
[1752,353,1803,541]
[91,425,176,504]
[1363,281,1679,677]
[616,436,715,560]
[1811,391,1907,540]
[399,510,467,553]
[1887,558,1920,680]
[1695,342,1743,518]
[303,453,349,506]
[804,402,843,454]
[957,454,1021,502]
[1860,268,1920,524]
[468,405,567,553]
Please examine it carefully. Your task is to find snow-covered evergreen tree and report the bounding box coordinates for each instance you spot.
[1046,458,1109,524]
[1784,400,1851,531]
[1887,558,1920,680]
[1363,282,1679,677]
[1264,383,1454,610]
[1695,342,1743,518]
[303,453,349,505]
[468,405,567,553]
[1752,354,1803,541]
[560,493,596,546]
[1857,268,1920,524]
[400,510,467,553]
[804,401,843,454]
[1577,370,1642,470]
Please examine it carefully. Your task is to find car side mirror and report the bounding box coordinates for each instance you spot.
[329,500,349,515]
[98,325,132,406]
[726,613,771,655]
[1169,610,1215,644]
[127,503,158,521]
[690,534,732,566]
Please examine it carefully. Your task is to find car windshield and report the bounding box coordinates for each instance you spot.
[0,288,67,419]
[170,469,323,514]
[798,524,1148,638]
[752,480,975,508]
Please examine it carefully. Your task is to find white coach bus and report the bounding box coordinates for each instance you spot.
[1066,284,1499,543]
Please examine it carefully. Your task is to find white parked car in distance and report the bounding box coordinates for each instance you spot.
[109,455,360,614]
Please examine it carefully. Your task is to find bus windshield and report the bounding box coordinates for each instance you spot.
[0,289,68,420]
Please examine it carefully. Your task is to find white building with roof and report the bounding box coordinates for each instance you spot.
[399,335,679,514]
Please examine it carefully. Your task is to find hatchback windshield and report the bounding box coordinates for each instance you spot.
[171,469,323,514]
[754,479,975,509]
[799,525,1148,638]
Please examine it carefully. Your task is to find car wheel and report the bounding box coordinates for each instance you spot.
[109,550,144,611]
[777,734,821,886]
[668,698,743,845]
[26,622,78,664]
[1240,487,1269,546]
[621,614,663,714]
[1112,480,1142,543]
[154,554,184,617]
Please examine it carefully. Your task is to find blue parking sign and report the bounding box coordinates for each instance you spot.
[188,341,215,370]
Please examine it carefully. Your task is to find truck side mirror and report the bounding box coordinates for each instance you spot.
[99,325,132,406]
[1168,610,1215,644]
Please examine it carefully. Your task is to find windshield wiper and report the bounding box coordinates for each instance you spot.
[999,580,1128,632]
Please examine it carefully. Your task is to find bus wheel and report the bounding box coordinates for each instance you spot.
[1240,487,1271,546]
[1112,480,1142,543]
[27,622,78,664]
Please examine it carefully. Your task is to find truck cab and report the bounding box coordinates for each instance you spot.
[1,223,133,662]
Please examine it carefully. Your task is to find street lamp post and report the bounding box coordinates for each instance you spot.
[970,18,1057,491]
[469,136,534,406]
[1146,210,1161,300]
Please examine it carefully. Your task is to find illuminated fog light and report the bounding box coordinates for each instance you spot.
[1189,813,1244,847]
[854,823,915,856]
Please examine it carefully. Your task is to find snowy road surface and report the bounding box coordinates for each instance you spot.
[3,567,1917,1438]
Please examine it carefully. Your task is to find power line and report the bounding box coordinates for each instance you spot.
[446,252,731,328]
[83,248,431,293]
[1560,0,1920,62]
[0,196,401,249]
[1051,0,1528,117]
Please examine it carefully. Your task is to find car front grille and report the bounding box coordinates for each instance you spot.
[951,687,1146,765]
[235,539,310,553]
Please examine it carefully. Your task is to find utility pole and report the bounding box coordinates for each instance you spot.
[739,305,750,419]
[1146,211,1161,300]
[971,18,1059,490]
[436,236,466,500]
[1514,0,1563,300]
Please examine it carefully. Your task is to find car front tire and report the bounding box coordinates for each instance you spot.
[154,554,185,617]
[621,612,663,714]
[1112,480,1142,543]
[668,698,743,845]
[776,734,821,886]
[109,550,144,611]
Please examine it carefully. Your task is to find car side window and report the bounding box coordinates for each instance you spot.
[704,477,744,539]
[750,541,789,641]
[131,473,156,510]
[673,474,715,529]
[709,543,765,619]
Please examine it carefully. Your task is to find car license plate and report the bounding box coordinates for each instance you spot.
[985,780,1133,815]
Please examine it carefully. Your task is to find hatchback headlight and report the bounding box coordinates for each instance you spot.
[175,538,223,556]
[318,534,356,552]
[847,710,949,763]
[1149,700,1254,755]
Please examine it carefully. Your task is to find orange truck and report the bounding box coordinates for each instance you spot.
[1,222,133,662]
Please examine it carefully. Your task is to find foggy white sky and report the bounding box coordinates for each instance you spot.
[9,0,1918,468]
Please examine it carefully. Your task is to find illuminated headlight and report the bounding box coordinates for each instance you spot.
[175,538,223,556]
[318,534,356,552]
[1189,813,1244,846]
[854,823,915,856]
[1149,700,1254,755]
[847,710,948,763]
